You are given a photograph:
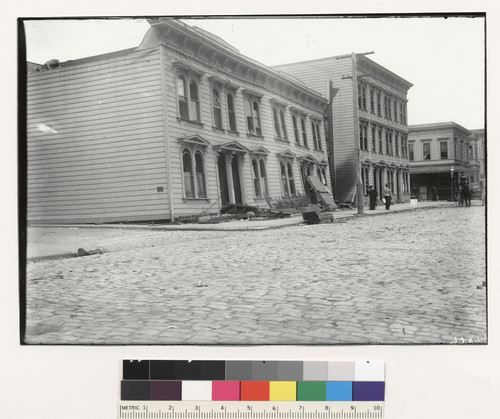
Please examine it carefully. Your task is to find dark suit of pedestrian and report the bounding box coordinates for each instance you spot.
[366,187,378,210]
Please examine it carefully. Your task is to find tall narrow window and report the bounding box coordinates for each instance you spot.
[315,123,322,151]
[188,80,200,122]
[378,128,383,154]
[292,115,300,145]
[245,98,262,136]
[195,151,206,198]
[372,126,376,152]
[177,76,189,120]
[313,122,319,150]
[227,92,237,132]
[393,98,398,122]
[252,159,261,198]
[273,108,282,139]
[182,150,194,198]
[287,162,296,195]
[370,89,375,113]
[423,143,431,160]
[385,131,390,155]
[377,91,381,116]
[440,141,448,159]
[359,123,364,150]
[279,109,288,140]
[409,143,414,161]
[280,162,289,196]
[252,101,261,136]
[301,118,308,148]
[212,88,222,129]
[395,133,399,157]
[259,160,268,197]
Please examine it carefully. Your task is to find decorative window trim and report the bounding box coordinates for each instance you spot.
[243,94,263,137]
[251,156,269,199]
[176,72,202,124]
[181,147,208,199]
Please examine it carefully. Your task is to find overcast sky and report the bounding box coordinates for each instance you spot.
[23,16,485,129]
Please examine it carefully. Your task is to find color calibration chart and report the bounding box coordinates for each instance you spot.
[119,360,385,418]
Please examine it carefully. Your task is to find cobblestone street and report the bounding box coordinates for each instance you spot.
[24,206,487,345]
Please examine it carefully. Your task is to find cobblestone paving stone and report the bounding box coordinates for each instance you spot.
[24,206,487,345]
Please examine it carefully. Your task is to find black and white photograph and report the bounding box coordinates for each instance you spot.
[20,15,486,345]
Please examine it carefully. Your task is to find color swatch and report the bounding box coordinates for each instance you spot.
[122,360,385,402]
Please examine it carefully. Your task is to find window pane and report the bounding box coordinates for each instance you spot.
[281,162,289,196]
[195,152,206,198]
[212,89,222,128]
[280,110,288,140]
[440,142,448,159]
[189,81,200,121]
[273,108,281,138]
[301,119,308,147]
[287,162,296,195]
[227,93,237,131]
[259,160,268,196]
[183,151,194,197]
[252,159,261,198]
[293,116,300,144]
[423,143,431,160]
[253,101,261,135]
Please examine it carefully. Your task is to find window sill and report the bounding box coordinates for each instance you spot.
[182,198,211,202]
[177,117,204,127]
[247,133,264,139]
[228,130,240,136]
[212,126,226,133]
[274,137,290,143]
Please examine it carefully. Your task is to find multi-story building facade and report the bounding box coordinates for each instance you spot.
[26,19,330,224]
[408,122,481,201]
[470,128,485,187]
[274,53,413,204]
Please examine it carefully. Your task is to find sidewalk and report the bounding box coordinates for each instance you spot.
[26,200,475,260]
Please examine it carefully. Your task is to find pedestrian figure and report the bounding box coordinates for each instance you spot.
[431,185,438,201]
[383,183,392,210]
[366,185,378,210]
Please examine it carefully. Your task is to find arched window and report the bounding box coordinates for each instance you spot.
[227,92,237,132]
[212,88,222,129]
[292,115,300,145]
[177,76,189,120]
[195,151,206,198]
[182,150,194,198]
[245,98,262,136]
[279,109,288,140]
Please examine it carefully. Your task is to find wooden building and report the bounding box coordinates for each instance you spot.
[26,19,330,224]
[274,54,413,204]
[408,122,481,201]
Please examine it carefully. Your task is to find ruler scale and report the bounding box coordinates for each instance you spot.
[118,402,384,419]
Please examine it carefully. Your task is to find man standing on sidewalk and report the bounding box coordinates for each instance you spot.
[383,183,392,210]
[366,185,378,210]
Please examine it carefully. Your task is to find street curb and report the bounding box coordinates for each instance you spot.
[27,203,460,233]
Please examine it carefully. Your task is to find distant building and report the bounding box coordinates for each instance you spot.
[470,128,485,184]
[26,19,330,224]
[274,53,413,204]
[408,122,481,201]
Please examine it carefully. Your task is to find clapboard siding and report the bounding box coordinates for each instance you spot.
[275,57,358,201]
[161,47,330,217]
[27,48,169,224]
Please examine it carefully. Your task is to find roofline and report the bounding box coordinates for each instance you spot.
[408,122,472,136]
[148,18,327,104]
[273,53,412,90]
